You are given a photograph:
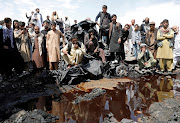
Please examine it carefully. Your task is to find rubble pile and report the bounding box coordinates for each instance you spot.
[72,88,106,104]
[140,98,180,123]
[3,109,59,123]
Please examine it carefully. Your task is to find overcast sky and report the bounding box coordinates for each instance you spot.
[0,0,180,27]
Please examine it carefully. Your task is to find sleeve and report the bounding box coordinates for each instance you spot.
[0,29,3,48]
[80,43,86,55]
[157,30,165,40]
[95,12,101,22]
[84,34,89,46]
[163,30,174,39]
[131,32,134,44]
[14,31,21,38]
[140,24,144,32]
[62,44,68,51]
[108,13,112,22]
[32,14,35,21]
[51,15,54,21]
[26,14,30,19]
[59,30,65,45]
[145,32,148,43]
[139,31,142,43]
[46,32,50,50]
[137,51,144,61]
[41,14,43,24]
[119,24,123,38]
[148,51,154,62]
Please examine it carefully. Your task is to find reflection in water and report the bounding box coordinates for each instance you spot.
[22,75,179,123]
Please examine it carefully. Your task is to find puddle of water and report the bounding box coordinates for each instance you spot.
[8,75,180,122]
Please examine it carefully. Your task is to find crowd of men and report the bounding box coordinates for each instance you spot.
[0,5,180,79]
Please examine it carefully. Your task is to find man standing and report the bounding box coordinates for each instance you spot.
[121,24,130,61]
[31,26,45,73]
[156,19,174,73]
[28,22,35,37]
[84,28,106,63]
[32,8,43,31]
[125,19,135,55]
[109,14,122,62]
[46,15,51,25]
[140,17,150,43]
[128,19,135,40]
[26,11,34,24]
[137,43,156,70]
[172,25,180,70]
[95,5,111,47]
[145,21,158,59]
[57,18,64,33]
[1,18,23,77]
[14,22,31,71]
[3,18,16,50]
[64,17,71,32]
[61,36,86,68]
[41,20,51,70]
[28,22,35,61]
[46,22,65,70]
[132,24,141,57]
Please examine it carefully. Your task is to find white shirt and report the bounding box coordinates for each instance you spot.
[174,33,180,56]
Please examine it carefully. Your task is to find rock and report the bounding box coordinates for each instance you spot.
[3,109,59,123]
[120,118,136,123]
[141,98,180,123]
[148,102,164,114]
[103,112,120,123]
[72,88,106,104]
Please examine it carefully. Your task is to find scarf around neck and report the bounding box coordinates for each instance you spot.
[32,32,43,56]
[160,27,170,33]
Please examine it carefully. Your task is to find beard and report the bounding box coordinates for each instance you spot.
[175,29,179,34]
[163,25,168,28]
[145,21,149,24]
[35,31,39,34]
[45,26,49,29]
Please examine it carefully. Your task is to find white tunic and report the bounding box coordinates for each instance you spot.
[174,33,180,56]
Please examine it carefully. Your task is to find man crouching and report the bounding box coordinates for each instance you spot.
[61,36,86,68]
[137,43,156,70]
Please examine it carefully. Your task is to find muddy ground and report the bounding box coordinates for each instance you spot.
[0,71,180,123]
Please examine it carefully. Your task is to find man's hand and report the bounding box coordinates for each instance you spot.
[3,46,8,49]
[138,42,141,45]
[141,48,146,52]
[96,22,100,26]
[63,43,65,48]
[118,38,121,44]
[144,62,148,66]
[21,30,25,34]
[163,34,169,39]
[89,41,93,45]
[74,44,79,49]
[94,48,98,53]
[90,35,94,40]
[63,50,68,55]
